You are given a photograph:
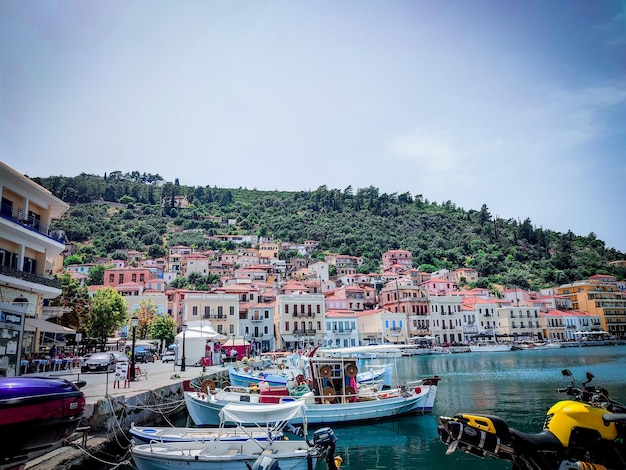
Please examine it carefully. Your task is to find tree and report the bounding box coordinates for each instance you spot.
[48,273,90,333]
[136,299,158,340]
[149,315,177,353]
[87,264,107,286]
[63,254,83,266]
[85,287,128,351]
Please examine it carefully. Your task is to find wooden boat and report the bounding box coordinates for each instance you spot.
[129,424,283,444]
[0,377,86,468]
[185,347,440,426]
[131,401,338,470]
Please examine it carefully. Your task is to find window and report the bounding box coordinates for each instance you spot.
[285,321,290,331]
[230,306,235,316]
[132,274,137,282]
[285,304,289,314]
[109,273,114,283]
[217,306,223,317]
[192,306,198,316]
[385,320,389,328]
[264,326,268,334]
[204,306,210,317]
[118,274,124,284]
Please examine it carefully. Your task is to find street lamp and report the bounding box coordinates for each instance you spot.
[180,323,187,372]
[129,316,139,381]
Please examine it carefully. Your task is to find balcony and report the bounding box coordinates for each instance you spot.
[293,312,315,318]
[203,314,226,320]
[0,204,64,243]
[0,265,61,289]
[294,329,317,336]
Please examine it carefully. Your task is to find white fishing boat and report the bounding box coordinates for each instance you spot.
[469,341,513,352]
[185,346,440,426]
[131,401,338,470]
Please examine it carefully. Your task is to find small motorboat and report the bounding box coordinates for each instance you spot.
[131,401,339,470]
[129,424,283,444]
[0,377,86,467]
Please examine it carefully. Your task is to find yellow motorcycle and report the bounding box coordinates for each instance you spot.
[439,370,626,469]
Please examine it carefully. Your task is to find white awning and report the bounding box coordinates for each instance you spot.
[24,317,76,334]
[219,400,306,425]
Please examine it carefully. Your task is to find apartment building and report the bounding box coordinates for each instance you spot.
[274,293,326,350]
[555,278,626,339]
[0,162,70,375]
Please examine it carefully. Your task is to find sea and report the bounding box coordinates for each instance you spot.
[93,345,626,470]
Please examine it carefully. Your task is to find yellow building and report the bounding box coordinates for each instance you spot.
[555,278,626,339]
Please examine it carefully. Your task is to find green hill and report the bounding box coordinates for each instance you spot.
[33,172,626,290]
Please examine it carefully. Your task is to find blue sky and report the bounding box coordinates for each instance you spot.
[1,1,625,251]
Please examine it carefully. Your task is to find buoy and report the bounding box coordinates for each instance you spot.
[334,455,343,469]
[414,386,422,394]
[278,363,286,370]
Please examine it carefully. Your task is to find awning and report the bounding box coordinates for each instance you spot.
[24,317,76,334]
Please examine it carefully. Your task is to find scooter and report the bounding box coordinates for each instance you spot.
[438,369,626,469]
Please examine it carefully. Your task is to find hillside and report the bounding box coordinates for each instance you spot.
[34,172,626,290]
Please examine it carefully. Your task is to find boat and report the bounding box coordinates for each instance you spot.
[131,400,339,470]
[185,347,440,426]
[129,424,283,444]
[469,341,513,352]
[0,377,86,468]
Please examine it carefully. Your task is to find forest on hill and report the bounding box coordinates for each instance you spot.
[33,171,626,291]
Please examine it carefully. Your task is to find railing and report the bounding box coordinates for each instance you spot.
[0,203,64,243]
[204,314,226,320]
[0,265,61,289]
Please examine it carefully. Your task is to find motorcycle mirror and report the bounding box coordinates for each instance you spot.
[586,371,594,381]
[561,369,572,377]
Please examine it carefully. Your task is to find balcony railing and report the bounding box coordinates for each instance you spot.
[203,314,226,320]
[0,204,65,243]
[0,265,61,289]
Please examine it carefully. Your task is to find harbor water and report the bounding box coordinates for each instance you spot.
[325,345,626,469]
[94,345,626,470]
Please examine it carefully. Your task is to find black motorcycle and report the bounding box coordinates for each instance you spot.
[438,369,626,469]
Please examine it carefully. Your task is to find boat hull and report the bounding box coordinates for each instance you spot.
[132,440,317,470]
[184,382,437,426]
[0,377,86,462]
[129,425,282,444]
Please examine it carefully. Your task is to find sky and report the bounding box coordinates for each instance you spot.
[1,1,625,252]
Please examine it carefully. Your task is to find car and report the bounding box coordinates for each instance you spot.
[134,351,155,363]
[112,351,129,363]
[81,352,117,373]
[161,351,176,363]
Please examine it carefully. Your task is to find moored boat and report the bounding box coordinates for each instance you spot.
[185,347,440,426]
[0,377,86,468]
[129,424,283,444]
[469,341,513,352]
[131,401,339,470]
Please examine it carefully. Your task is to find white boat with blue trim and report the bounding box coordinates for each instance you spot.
[184,347,440,426]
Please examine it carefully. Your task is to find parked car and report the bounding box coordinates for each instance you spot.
[134,351,155,363]
[112,351,129,363]
[161,351,176,363]
[81,352,117,373]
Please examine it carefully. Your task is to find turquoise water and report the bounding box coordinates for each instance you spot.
[321,345,626,470]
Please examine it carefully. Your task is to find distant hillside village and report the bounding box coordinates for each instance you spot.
[64,242,626,352]
[1,160,625,377]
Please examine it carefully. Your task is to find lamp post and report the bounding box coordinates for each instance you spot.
[129,316,138,381]
[180,323,187,372]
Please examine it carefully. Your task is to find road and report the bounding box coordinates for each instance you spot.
[28,359,226,405]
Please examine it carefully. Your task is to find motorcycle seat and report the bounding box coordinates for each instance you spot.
[510,429,562,451]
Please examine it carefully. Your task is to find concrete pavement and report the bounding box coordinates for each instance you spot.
[23,359,227,404]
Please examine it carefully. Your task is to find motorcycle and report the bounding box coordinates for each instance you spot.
[438,369,626,469]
